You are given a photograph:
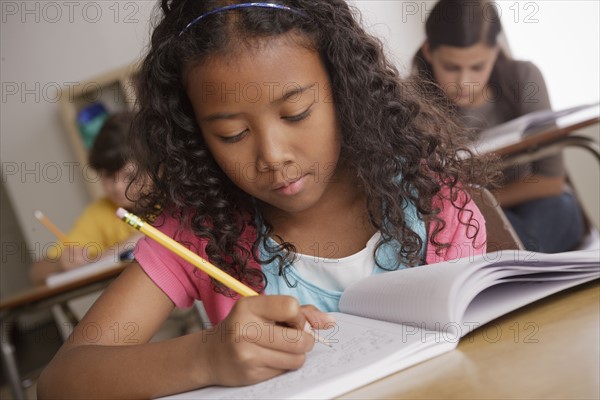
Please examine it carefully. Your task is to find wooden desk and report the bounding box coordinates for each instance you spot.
[485,116,600,170]
[0,263,126,400]
[341,281,600,399]
[493,116,599,158]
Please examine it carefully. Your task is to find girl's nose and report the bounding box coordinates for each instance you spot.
[458,70,471,86]
[255,128,294,172]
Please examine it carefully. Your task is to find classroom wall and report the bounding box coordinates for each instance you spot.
[351,0,426,74]
[1,1,599,279]
[0,183,31,297]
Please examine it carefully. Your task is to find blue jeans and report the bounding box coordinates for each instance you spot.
[503,192,586,253]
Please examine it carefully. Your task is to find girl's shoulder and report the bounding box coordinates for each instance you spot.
[426,185,487,263]
[503,59,545,85]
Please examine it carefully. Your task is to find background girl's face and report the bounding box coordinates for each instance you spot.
[423,42,499,108]
[186,35,341,215]
[100,162,137,209]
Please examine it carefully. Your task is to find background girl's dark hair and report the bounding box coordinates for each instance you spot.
[89,110,134,174]
[413,0,522,117]
[131,0,498,296]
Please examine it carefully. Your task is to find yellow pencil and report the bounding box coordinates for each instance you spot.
[117,208,258,296]
[34,210,70,243]
[116,208,331,346]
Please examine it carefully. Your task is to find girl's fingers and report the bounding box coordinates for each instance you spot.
[229,296,314,352]
[244,295,302,321]
[255,346,308,372]
[301,304,337,330]
[228,347,308,386]
[259,324,316,353]
[241,295,309,332]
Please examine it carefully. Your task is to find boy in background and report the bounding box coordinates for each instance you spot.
[30,111,141,284]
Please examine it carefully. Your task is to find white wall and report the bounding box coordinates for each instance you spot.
[1,1,154,259]
[352,0,426,74]
[500,1,599,110]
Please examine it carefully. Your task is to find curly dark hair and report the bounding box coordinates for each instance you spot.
[130,0,498,296]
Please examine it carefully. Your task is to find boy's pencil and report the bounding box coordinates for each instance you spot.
[116,208,331,346]
[34,210,69,243]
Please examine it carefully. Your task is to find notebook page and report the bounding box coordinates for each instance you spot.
[339,249,600,335]
[161,313,454,400]
[338,257,476,332]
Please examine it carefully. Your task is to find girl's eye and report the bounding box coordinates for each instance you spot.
[282,107,312,123]
[220,129,249,144]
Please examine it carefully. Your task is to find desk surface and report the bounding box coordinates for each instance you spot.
[493,116,599,157]
[0,263,125,312]
[341,281,600,399]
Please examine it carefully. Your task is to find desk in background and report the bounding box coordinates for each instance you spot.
[495,116,600,167]
[0,263,126,400]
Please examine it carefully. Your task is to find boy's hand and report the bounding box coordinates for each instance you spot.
[200,295,326,387]
[59,245,91,271]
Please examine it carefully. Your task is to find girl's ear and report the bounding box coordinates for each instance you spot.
[422,41,433,63]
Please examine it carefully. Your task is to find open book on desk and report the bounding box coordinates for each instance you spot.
[45,250,133,288]
[472,102,600,155]
[162,249,600,400]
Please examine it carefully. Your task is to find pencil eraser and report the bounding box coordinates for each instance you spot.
[116,208,127,219]
[34,210,43,220]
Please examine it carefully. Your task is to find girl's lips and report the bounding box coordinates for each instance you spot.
[273,175,306,196]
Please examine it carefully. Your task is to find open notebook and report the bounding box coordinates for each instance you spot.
[161,248,599,400]
[472,102,600,155]
[45,250,133,287]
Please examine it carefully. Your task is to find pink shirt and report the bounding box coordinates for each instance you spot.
[135,188,486,324]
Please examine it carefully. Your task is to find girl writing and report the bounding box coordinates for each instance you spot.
[39,1,494,398]
[413,0,585,253]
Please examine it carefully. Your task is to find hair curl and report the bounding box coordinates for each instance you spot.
[130,0,498,296]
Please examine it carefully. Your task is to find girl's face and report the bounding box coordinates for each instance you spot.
[186,35,342,216]
[100,162,137,209]
[423,42,499,108]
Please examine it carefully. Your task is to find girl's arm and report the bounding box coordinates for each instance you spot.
[37,263,322,399]
[492,175,564,208]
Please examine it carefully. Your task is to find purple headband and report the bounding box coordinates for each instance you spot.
[179,2,308,37]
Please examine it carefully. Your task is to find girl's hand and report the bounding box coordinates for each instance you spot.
[200,295,321,387]
[301,303,337,331]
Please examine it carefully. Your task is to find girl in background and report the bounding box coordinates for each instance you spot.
[29,111,141,284]
[413,0,585,253]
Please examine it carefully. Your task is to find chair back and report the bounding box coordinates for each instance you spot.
[471,187,524,252]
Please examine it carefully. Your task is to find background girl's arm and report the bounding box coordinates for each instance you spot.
[37,263,319,399]
[496,62,565,206]
[493,175,564,208]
